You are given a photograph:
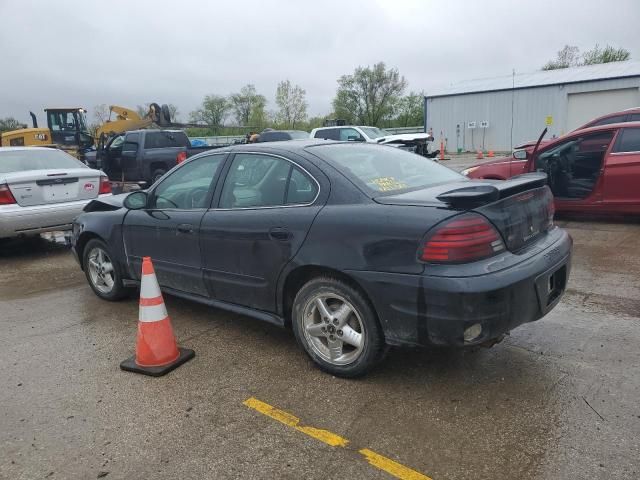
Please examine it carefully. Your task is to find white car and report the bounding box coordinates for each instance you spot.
[0,147,112,239]
[309,125,436,157]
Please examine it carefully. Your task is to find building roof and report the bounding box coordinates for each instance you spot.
[426,61,640,98]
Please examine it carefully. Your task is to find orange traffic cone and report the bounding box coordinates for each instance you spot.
[120,257,195,376]
[476,150,484,159]
[488,151,495,157]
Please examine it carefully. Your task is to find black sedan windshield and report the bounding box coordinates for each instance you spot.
[0,149,86,174]
[309,143,464,194]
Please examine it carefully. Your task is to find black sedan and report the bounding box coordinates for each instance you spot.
[71,140,572,377]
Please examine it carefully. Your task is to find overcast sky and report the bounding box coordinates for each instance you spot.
[2,0,639,124]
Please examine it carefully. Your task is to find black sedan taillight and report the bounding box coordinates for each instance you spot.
[420,213,505,263]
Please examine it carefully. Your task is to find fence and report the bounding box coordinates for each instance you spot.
[383,126,425,134]
[189,135,245,146]
[191,127,426,144]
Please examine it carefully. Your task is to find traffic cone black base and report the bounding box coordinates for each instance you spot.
[120,347,195,377]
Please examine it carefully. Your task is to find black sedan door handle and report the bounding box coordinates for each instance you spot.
[269,227,291,241]
[177,223,194,234]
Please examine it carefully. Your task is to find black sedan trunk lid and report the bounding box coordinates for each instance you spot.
[375,173,554,252]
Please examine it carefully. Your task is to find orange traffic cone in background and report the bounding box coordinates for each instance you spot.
[476,150,484,159]
[488,151,495,157]
[120,257,195,376]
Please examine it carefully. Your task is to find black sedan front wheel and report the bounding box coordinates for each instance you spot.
[83,239,127,301]
[292,277,385,377]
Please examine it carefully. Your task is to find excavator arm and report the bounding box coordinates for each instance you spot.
[95,104,167,141]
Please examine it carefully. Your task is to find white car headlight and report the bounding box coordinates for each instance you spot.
[461,166,479,176]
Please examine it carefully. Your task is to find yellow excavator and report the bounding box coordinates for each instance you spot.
[0,103,171,160]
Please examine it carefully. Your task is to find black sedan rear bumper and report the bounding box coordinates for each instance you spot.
[347,228,572,347]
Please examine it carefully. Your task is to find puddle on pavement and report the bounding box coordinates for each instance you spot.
[0,231,82,300]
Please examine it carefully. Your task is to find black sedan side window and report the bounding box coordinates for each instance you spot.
[219,153,317,208]
[151,154,223,209]
[287,166,318,204]
[220,154,293,208]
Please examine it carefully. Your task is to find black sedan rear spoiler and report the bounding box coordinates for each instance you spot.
[437,173,548,208]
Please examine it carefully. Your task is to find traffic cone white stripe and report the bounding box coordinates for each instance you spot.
[140,295,164,307]
[140,272,162,298]
[139,303,169,323]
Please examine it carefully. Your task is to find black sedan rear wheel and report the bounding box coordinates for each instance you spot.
[292,277,385,377]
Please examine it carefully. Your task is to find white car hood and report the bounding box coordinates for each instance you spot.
[378,133,434,144]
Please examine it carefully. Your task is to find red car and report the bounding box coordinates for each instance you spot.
[463,122,640,215]
[580,107,640,129]
[516,107,640,153]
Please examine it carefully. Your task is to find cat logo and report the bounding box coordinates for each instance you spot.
[34,133,47,141]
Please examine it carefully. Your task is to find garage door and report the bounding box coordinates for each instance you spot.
[567,88,639,130]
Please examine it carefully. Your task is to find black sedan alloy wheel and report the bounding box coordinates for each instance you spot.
[292,277,386,377]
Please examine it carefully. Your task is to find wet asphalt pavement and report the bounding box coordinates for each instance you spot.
[1,177,640,479]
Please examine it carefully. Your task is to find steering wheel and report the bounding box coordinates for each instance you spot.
[155,195,179,208]
[546,160,556,186]
[186,187,209,208]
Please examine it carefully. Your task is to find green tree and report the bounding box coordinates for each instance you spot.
[88,104,110,137]
[0,117,27,133]
[332,62,407,126]
[93,104,110,124]
[301,115,328,131]
[542,44,630,70]
[275,80,308,129]
[135,104,149,118]
[248,102,268,131]
[189,95,230,135]
[393,92,424,127]
[229,85,267,126]
[542,45,580,70]
[583,44,630,65]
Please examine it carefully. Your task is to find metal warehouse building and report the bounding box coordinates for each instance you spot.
[424,61,640,153]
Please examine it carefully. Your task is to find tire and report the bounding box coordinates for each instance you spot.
[150,168,167,184]
[291,277,385,377]
[83,239,128,301]
[160,104,172,125]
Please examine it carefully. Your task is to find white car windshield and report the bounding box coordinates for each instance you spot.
[361,127,391,139]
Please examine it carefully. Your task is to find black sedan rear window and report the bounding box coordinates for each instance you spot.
[0,149,86,174]
[309,143,463,194]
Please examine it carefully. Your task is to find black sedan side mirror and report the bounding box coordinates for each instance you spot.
[123,191,148,210]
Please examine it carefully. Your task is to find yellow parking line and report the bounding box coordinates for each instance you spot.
[243,397,432,480]
[243,397,348,447]
[359,448,432,480]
